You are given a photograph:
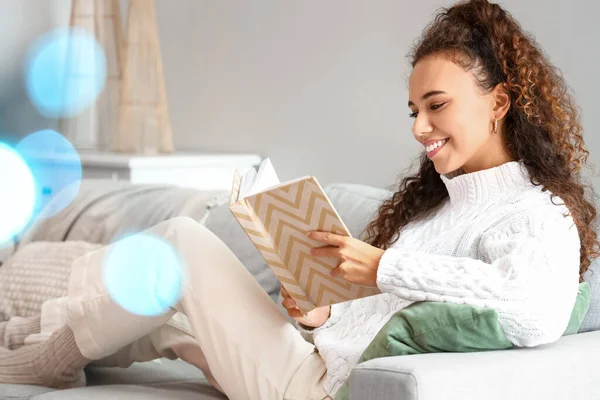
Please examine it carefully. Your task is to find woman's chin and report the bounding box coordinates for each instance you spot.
[432,160,451,175]
[432,158,461,176]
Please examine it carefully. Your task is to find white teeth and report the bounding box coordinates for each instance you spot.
[425,139,447,153]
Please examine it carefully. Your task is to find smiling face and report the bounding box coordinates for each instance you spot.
[408,53,512,174]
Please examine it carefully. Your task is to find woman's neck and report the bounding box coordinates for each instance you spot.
[462,134,514,173]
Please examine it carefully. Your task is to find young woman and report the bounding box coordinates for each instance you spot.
[0,0,597,399]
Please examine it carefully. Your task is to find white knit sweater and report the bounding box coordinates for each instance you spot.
[297,161,581,397]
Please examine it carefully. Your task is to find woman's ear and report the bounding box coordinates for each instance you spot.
[493,82,510,120]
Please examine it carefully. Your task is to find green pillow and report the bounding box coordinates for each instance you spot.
[563,281,591,335]
[334,282,591,400]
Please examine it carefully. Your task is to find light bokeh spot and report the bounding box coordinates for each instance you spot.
[16,130,82,218]
[0,143,36,246]
[103,233,184,317]
[25,27,107,118]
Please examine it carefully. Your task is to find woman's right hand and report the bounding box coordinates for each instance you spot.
[281,286,331,328]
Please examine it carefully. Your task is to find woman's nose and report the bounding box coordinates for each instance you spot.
[412,114,433,142]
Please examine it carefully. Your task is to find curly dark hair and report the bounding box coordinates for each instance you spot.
[363,0,599,281]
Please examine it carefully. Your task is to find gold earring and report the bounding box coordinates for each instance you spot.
[494,119,499,134]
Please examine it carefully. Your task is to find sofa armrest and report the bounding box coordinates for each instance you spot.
[348,331,600,400]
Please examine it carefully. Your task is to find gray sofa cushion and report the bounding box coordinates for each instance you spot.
[581,260,600,332]
[28,358,226,399]
[85,359,202,386]
[0,359,224,400]
[66,359,226,400]
[0,384,55,399]
[348,330,600,400]
[323,183,391,240]
[31,383,224,400]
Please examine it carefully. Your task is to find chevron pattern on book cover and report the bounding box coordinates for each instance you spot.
[230,174,380,313]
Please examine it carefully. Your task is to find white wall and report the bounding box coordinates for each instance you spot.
[1,0,598,190]
[0,0,59,142]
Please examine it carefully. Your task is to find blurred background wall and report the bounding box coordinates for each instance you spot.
[0,0,598,190]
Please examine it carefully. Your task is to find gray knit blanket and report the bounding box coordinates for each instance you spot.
[16,179,227,248]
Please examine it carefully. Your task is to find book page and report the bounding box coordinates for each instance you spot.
[244,157,280,198]
[239,167,258,200]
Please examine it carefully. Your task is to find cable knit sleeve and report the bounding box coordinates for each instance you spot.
[376,207,581,347]
[295,301,353,344]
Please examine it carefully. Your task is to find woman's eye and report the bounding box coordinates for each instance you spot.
[409,102,445,118]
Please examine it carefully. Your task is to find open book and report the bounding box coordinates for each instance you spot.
[229,158,380,314]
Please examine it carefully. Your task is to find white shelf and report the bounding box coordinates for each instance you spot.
[30,150,263,192]
[76,150,263,169]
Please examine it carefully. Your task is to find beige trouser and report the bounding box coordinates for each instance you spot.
[37,217,328,400]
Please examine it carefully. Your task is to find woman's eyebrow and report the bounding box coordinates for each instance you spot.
[408,90,447,107]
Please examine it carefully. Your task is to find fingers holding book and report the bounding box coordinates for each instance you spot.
[307,230,386,287]
[281,286,298,309]
[281,285,331,328]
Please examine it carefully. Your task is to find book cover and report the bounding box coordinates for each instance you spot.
[228,160,380,314]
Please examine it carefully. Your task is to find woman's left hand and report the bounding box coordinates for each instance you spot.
[307,230,385,287]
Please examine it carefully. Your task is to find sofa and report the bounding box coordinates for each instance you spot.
[1,179,599,400]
